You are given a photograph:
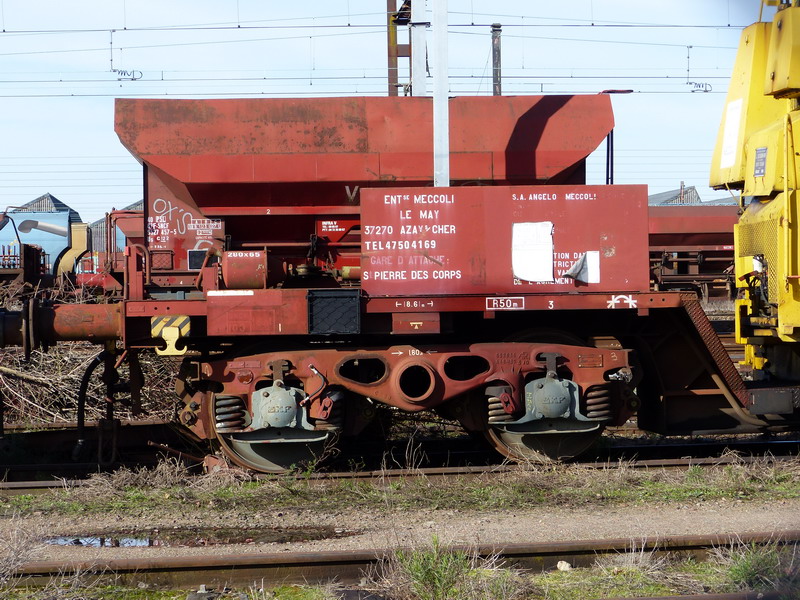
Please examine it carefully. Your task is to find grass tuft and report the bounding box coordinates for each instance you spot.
[368,536,531,600]
[713,540,800,593]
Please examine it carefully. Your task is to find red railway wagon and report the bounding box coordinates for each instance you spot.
[0,95,787,472]
[648,204,738,303]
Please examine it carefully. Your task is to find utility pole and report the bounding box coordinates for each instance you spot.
[386,0,411,96]
[492,23,502,96]
[410,0,428,96]
[432,0,449,186]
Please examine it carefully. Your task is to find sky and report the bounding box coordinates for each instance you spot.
[0,1,773,224]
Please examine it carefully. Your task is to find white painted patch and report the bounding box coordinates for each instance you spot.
[207,290,255,296]
[512,221,554,282]
[720,98,743,169]
[585,250,601,283]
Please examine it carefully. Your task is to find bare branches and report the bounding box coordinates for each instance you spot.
[0,343,178,425]
[0,365,51,386]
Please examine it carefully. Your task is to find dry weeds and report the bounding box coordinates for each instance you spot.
[0,515,45,585]
[66,457,254,503]
[594,542,708,596]
[0,343,178,425]
[1,275,178,425]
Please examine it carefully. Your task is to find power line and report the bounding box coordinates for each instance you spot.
[451,75,730,80]
[0,66,732,78]
[0,23,386,35]
[452,30,737,50]
[0,12,388,36]
[0,160,136,163]
[448,10,748,28]
[0,27,738,63]
[0,73,731,86]
[0,184,141,188]
[0,29,384,57]
[0,176,135,182]
[0,192,140,196]
[0,154,134,159]
[0,21,748,35]
[0,86,732,97]
[0,169,137,174]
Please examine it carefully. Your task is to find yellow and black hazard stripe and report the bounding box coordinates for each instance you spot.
[150,315,190,339]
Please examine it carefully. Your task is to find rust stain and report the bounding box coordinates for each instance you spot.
[313,126,345,149]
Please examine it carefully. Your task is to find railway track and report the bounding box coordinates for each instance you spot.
[0,434,797,492]
[1,451,796,494]
[16,530,800,590]
[0,403,797,484]
[608,595,784,600]
[0,419,201,480]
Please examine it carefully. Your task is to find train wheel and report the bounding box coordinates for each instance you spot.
[484,425,602,463]
[216,430,332,473]
[210,394,334,473]
[483,327,603,462]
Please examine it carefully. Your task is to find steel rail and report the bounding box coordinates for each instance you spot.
[1,450,798,492]
[303,453,800,480]
[603,593,784,600]
[16,530,800,590]
[0,418,171,432]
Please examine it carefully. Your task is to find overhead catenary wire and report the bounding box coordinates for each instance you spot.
[0,28,385,57]
[0,66,734,78]
[0,21,750,35]
[450,30,737,50]
[448,10,743,28]
[0,74,731,85]
[0,89,732,98]
[0,11,388,36]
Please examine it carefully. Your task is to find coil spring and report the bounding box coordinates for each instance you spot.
[487,395,514,424]
[214,396,247,434]
[583,385,613,420]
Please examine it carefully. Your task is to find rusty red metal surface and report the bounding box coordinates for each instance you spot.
[221,251,267,289]
[115,95,613,186]
[116,96,614,273]
[205,289,309,336]
[111,210,145,243]
[361,185,650,297]
[368,292,684,314]
[648,204,738,298]
[392,312,441,334]
[199,342,630,415]
[649,204,738,249]
[41,304,122,342]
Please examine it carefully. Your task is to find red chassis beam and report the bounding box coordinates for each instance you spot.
[125,291,682,339]
[0,292,685,350]
[368,292,683,315]
[197,342,631,415]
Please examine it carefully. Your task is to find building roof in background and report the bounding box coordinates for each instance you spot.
[648,185,738,206]
[89,199,143,228]
[648,185,701,205]
[699,196,739,206]
[10,193,83,223]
